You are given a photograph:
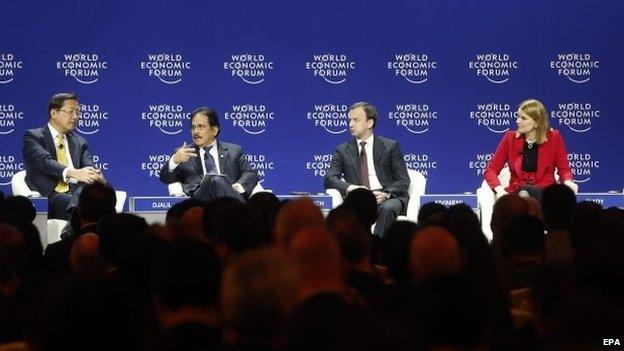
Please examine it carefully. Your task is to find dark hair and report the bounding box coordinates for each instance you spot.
[151,239,221,309]
[343,188,378,228]
[190,106,220,136]
[349,101,378,128]
[48,92,78,118]
[418,202,448,225]
[211,201,268,253]
[504,214,545,255]
[326,209,371,263]
[78,182,117,223]
[541,184,576,230]
[3,196,36,223]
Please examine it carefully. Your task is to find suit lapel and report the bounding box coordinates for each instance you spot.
[42,127,57,159]
[192,145,204,175]
[217,141,227,175]
[372,137,383,177]
[512,136,524,175]
[535,140,547,180]
[346,139,361,183]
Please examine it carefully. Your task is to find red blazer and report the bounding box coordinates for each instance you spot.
[484,130,573,192]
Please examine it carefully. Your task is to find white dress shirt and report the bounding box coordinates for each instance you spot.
[356,134,382,190]
[169,141,221,175]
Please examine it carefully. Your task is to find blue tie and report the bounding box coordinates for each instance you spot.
[204,146,217,174]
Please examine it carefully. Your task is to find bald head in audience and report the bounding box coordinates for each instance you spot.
[287,226,343,300]
[274,198,324,247]
[69,233,103,278]
[180,206,206,242]
[409,225,463,282]
[491,194,529,242]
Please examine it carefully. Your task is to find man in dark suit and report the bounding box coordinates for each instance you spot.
[159,107,258,202]
[23,93,103,219]
[325,102,410,238]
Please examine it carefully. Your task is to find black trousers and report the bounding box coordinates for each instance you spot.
[374,198,404,238]
[190,175,243,202]
[48,183,84,220]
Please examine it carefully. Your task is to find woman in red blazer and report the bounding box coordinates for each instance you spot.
[484,99,576,199]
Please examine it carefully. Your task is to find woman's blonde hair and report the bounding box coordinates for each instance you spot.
[518,99,550,144]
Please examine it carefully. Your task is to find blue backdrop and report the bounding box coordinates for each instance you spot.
[1,0,622,197]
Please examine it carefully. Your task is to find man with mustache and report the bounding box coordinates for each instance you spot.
[23,92,103,220]
[160,107,258,202]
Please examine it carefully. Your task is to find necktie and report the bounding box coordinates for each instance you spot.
[54,134,69,193]
[204,146,217,174]
[359,141,370,189]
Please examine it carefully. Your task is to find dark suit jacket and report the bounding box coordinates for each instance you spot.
[23,126,93,196]
[324,135,410,205]
[484,130,573,192]
[159,141,258,195]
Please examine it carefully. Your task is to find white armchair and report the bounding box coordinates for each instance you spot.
[477,166,571,241]
[326,169,427,222]
[11,170,127,246]
[167,181,271,197]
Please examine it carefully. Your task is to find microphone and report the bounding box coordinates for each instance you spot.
[58,143,64,149]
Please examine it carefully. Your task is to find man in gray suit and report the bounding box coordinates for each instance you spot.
[23,92,103,219]
[160,107,258,202]
[325,102,410,237]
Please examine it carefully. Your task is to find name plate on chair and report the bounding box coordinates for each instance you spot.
[419,194,479,210]
[276,194,333,211]
[577,193,624,208]
[130,196,187,212]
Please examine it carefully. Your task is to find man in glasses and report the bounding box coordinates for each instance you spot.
[159,107,258,202]
[23,92,104,220]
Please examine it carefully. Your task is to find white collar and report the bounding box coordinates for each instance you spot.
[47,123,65,141]
[356,134,374,146]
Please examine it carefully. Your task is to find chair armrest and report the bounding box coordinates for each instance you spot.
[326,189,343,208]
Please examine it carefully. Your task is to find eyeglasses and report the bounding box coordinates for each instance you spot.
[191,124,213,131]
[58,109,82,117]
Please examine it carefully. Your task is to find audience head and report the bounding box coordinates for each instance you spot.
[222,247,298,342]
[274,197,324,247]
[77,181,116,225]
[491,193,529,241]
[97,213,147,265]
[165,198,204,224]
[418,202,447,225]
[326,209,371,265]
[287,226,342,299]
[151,240,221,312]
[211,201,268,261]
[409,225,463,282]
[382,220,419,281]
[2,195,36,223]
[503,214,545,259]
[69,233,103,279]
[343,188,378,228]
[541,184,576,230]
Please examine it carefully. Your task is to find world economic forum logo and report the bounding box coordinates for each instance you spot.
[140,53,191,85]
[551,102,599,133]
[469,103,516,133]
[388,104,438,134]
[403,153,438,178]
[306,104,348,134]
[0,53,23,84]
[469,53,518,84]
[0,104,25,135]
[468,153,493,176]
[387,53,438,84]
[57,53,108,84]
[0,154,24,186]
[550,53,598,84]
[224,54,274,85]
[75,103,108,135]
[305,54,356,84]
[223,104,275,135]
[91,154,110,171]
[140,104,190,135]
[568,152,599,184]
[141,153,170,178]
[245,153,275,183]
[306,153,333,177]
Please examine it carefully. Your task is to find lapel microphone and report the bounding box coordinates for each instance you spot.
[58,143,64,149]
